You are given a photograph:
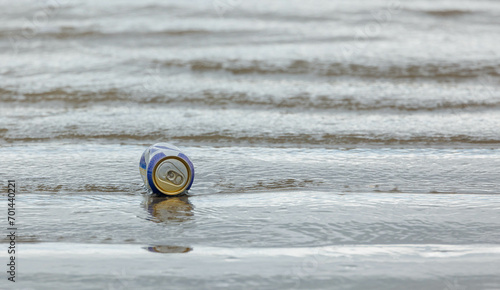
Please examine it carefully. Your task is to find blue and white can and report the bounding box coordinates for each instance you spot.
[139,143,194,196]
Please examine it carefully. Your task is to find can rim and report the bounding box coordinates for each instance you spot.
[151,156,192,196]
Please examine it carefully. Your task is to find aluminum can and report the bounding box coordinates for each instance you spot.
[139,143,194,196]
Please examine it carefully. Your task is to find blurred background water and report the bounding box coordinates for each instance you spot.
[1,0,500,289]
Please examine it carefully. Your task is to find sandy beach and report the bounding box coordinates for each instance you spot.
[1,0,500,289]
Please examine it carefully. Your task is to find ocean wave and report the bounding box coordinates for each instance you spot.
[0,26,214,40]
[2,132,499,147]
[155,59,500,79]
[414,9,474,17]
[1,87,499,111]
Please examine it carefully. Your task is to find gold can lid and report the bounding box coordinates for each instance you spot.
[153,157,191,195]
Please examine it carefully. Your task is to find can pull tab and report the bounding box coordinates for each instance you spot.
[166,170,183,185]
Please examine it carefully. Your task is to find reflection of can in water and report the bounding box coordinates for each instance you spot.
[139,143,194,196]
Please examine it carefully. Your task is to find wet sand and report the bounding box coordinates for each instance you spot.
[1,0,500,289]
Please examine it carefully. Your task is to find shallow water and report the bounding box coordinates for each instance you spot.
[1,0,500,289]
